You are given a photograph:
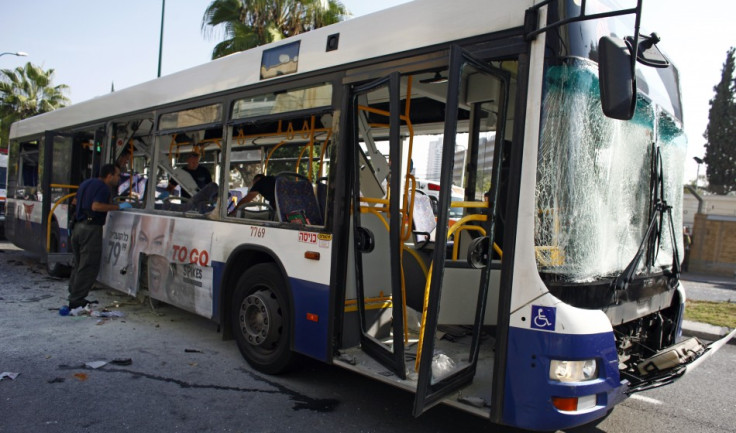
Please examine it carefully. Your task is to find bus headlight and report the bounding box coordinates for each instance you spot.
[549,359,597,382]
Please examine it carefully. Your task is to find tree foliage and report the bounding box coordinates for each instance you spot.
[202,0,349,59]
[0,62,70,147]
[703,47,736,195]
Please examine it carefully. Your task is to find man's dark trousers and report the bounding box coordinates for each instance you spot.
[68,222,103,305]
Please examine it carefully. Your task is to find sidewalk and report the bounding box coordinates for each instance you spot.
[682,320,735,344]
[680,271,735,344]
[681,271,736,288]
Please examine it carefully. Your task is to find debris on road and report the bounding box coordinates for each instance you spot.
[84,361,107,369]
[1,372,19,381]
[91,310,125,318]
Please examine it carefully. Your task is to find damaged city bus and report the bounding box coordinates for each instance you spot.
[5,0,734,430]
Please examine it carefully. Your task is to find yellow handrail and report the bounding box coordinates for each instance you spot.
[451,226,486,260]
[46,191,77,252]
[415,261,434,371]
[415,211,504,371]
[344,295,393,312]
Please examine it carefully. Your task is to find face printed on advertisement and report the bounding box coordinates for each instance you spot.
[147,254,172,300]
[127,215,174,296]
[136,217,171,256]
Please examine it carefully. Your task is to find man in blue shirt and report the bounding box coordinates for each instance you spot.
[68,163,130,309]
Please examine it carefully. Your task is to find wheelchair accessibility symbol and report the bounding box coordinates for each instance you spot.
[531,305,556,331]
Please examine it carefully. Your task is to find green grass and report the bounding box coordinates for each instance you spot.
[684,300,736,329]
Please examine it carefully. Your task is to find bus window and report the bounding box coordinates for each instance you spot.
[17,141,39,199]
[227,110,333,225]
[110,118,154,208]
[154,127,221,213]
[71,127,103,183]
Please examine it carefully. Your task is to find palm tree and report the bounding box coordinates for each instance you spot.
[0,62,70,147]
[202,0,349,59]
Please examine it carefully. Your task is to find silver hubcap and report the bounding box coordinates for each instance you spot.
[239,289,281,346]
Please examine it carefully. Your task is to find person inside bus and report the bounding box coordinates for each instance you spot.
[116,147,138,197]
[68,163,132,309]
[228,174,276,216]
[115,148,132,172]
[166,151,212,199]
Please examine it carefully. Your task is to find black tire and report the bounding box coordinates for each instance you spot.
[231,263,294,374]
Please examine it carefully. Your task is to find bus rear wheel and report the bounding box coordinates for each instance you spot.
[231,263,294,374]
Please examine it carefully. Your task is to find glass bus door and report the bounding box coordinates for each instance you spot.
[43,128,104,275]
[413,46,510,415]
[350,72,408,378]
[42,130,75,274]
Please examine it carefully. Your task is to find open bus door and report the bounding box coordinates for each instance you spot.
[43,128,104,275]
[350,72,408,379]
[413,46,510,415]
[42,130,75,275]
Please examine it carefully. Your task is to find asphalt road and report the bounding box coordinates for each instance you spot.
[1,241,734,433]
[681,272,736,303]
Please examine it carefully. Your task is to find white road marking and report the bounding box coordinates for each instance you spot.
[630,394,663,405]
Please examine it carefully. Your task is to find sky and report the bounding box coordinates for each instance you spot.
[1,0,734,182]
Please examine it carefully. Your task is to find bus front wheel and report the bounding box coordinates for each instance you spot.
[231,263,294,374]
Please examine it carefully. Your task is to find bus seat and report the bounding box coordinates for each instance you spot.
[136,176,147,197]
[236,202,274,220]
[274,173,323,225]
[412,193,436,249]
[186,182,218,213]
[227,190,243,215]
[163,182,218,213]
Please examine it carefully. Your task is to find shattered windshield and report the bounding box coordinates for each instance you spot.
[535,60,685,282]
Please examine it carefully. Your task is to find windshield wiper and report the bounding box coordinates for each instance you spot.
[612,148,681,301]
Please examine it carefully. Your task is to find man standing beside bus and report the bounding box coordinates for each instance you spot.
[68,164,131,309]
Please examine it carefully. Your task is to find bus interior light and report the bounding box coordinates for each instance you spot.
[549,359,597,382]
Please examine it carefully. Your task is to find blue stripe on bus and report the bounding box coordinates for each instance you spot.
[502,326,627,431]
[289,277,329,362]
[211,260,225,320]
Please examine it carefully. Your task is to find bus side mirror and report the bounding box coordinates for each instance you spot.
[598,36,636,120]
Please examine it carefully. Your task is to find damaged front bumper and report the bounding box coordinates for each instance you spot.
[627,329,736,394]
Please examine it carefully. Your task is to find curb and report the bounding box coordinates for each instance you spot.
[681,320,736,345]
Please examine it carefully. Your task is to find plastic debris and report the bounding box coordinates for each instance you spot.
[59,305,70,316]
[84,361,107,369]
[0,372,19,381]
[458,396,488,408]
[90,310,125,318]
[69,306,91,316]
[431,352,456,381]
